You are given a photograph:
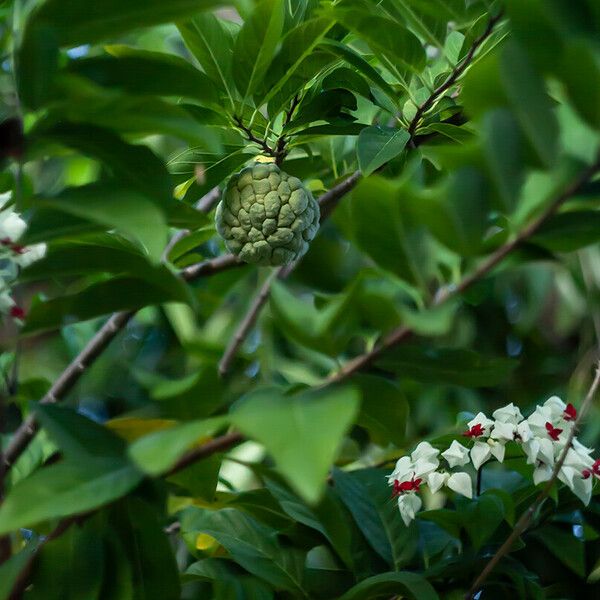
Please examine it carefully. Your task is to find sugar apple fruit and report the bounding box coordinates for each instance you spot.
[215,162,320,266]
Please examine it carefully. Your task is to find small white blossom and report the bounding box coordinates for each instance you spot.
[492,403,524,425]
[442,440,470,468]
[0,210,26,241]
[446,472,473,499]
[466,412,494,437]
[490,420,515,442]
[533,462,554,485]
[14,243,47,268]
[427,471,449,494]
[397,493,422,527]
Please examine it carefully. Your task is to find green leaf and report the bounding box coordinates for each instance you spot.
[178,13,238,105]
[262,17,335,107]
[232,0,285,101]
[36,404,126,459]
[184,558,275,597]
[22,276,192,334]
[357,126,410,176]
[264,476,355,568]
[463,493,504,550]
[21,237,191,305]
[338,572,439,600]
[320,39,397,107]
[332,468,418,569]
[0,459,142,535]
[128,417,227,476]
[500,40,559,167]
[559,40,600,129]
[27,183,168,261]
[182,507,306,594]
[66,46,221,107]
[0,544,37,600]
[531,525,586,576]
[353,375,409,446]
[29,122,172,204]
[376,346,518,387]
[333,10,426,79]
[28,521,104,600]
[532,211,600,252]
[26,0,224,47]
[230,386,360,504]
[341,176,424,284]
[482,109,524,212]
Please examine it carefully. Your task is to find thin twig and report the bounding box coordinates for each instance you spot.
[274,94,301,165]
[466,360,600,599]
[1,173,363,476]
[407,10,504,138]
[1,254,241,473]
[162,187,221,262]
[8,515,80,600]
[326,157,600,384]
[219,268,283,377]
[212,11,501,376]
[6,429,244,599]
[234,116,275,158]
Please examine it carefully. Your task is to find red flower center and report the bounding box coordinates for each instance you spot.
[563,403,577,421]
[593,459,600,476]
[392,476,423,497]
[545,422,563,441]
[9,305,25,319]
[582,469,592,480]
[463,423,485,438]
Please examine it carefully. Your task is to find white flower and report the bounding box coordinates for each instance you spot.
[442,440,470,468]
[523,437,555,466]
[0,290,15,313]
[533,462,553,485]
[427,471,449,494]
[490,420,515,442]
[492,403,523,425]
[446,472,473,499]
[515,420,533,443]
[410,441,440,476]
[465,412,494,438]
[14,243,47,268]
[388,456,412,484]
[0,210,26,241]
[398,493,422,526]
[470,438,505,469]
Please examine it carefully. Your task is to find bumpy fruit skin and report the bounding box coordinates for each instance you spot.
[215,162,320,266]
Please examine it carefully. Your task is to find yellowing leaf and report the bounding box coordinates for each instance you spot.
[106,417,177,442]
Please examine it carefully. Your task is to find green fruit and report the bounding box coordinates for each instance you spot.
[215,162,320,266]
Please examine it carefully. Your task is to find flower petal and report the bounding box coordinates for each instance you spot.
[447,472,473,499]
[470,441,492,469]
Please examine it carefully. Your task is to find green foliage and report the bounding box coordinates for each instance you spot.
[1,0,600,598]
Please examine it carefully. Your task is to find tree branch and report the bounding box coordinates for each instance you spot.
[466,360,600,599]
[211,13,504,376]
[407,9,503,138]
[162,187,221,262]
[218,268,283,377]
[326,157,600,384]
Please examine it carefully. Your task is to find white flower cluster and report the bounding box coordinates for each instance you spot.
[0,192,46,321]
[388,397,599,526]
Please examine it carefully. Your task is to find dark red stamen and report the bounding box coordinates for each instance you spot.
[563,403,577,421]
[463,423,485,438]
[545,422,563,441]
[582,469,592,480]
[592,459,600,476]
[9,305,25,319]
[392,476,422,497]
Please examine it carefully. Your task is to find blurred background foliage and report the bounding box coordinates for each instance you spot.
[0,0,600,598]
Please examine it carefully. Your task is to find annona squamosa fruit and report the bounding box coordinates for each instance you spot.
[215,162,320,266]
